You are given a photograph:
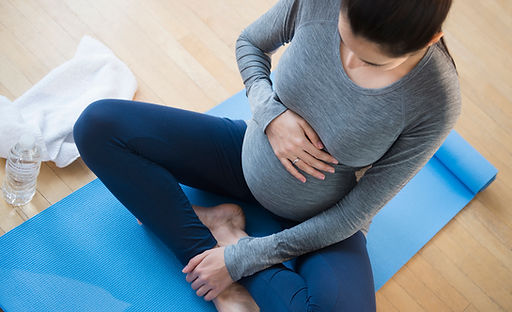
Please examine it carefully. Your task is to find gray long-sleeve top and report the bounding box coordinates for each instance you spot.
[224,0,462,282]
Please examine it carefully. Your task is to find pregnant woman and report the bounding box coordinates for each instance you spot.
[73,0,461,311]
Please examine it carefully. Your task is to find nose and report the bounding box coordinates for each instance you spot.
[345,51,367,69]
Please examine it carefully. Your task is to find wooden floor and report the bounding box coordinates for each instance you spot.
[0,0,511,311]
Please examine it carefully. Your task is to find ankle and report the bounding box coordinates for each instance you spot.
[215,227,248,246]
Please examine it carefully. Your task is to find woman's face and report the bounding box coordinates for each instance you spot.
[337,10,413,71]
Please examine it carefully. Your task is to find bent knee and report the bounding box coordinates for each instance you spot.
[73,99,121,148]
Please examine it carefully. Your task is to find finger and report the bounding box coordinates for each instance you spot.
[136,218,142,225]
[197,284,211,297]
[186,270,199,283]
[308,145,340,165]
[294,156,326,180]
[298,149,336,176]
[279,158,306,183]
[191,276,204,290]
[300,121,324,149]
[183,252,208,273]
[204,288,218,301]
[185,260,205,283]
[300,126,339,165]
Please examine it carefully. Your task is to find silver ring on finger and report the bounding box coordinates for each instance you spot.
[292,157,300,165]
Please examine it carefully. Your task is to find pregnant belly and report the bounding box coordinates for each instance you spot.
[241,119,358,221]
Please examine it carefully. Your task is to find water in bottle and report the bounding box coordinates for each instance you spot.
[2,133,42,206]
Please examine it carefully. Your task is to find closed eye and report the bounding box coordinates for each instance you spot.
[339,32,389,67]
[363,61,386,67]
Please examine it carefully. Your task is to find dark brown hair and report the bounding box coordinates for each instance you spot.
[341,0,457,72]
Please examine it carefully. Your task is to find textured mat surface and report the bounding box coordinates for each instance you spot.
[0,73,497,311]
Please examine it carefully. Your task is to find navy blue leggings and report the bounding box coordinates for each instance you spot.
[73,99,376,312]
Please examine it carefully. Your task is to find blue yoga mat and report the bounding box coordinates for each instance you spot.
[0,73,497,311]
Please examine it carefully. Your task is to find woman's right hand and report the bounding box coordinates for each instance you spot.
[265,110,339,183]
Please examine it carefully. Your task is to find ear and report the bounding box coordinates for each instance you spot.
[428,31,444,46]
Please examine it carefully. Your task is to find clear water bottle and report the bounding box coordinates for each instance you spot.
[2,133,42,206]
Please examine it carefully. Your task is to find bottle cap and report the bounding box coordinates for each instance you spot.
[18,133,36,150]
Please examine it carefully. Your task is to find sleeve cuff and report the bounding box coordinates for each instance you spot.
[259,96,288,135]
[246,78,288,134]
[224,236,253,282]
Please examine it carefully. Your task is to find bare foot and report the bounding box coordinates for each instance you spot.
[192,203,247,246]
[212,282,260,312]
[192,203,260,312]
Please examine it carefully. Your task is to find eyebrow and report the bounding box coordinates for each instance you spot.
[339,33,389,67]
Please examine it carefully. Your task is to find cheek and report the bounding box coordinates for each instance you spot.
[381,60,406,71]
[383,65,400,71]
[376,65,398,72]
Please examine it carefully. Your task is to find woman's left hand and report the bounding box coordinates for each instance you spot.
[182,246,234,301]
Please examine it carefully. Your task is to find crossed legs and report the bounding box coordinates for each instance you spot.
[73,99,376,311]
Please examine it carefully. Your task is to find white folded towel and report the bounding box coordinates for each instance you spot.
[0,35,138,168]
